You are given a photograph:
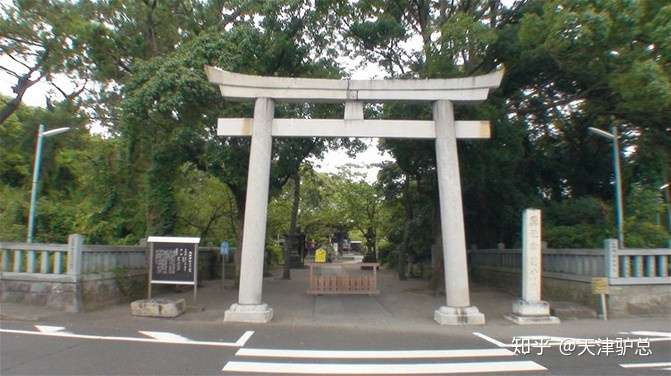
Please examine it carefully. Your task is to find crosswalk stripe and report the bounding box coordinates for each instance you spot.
[472,331,509,347]
[236,348,514,359]
[235,331,255,347]
[139,331,190,342]
[222,360,547,374]
[620,362,671,368]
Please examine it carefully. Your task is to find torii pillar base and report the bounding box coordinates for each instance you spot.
[434,306,485,325]
[224,303,273,323]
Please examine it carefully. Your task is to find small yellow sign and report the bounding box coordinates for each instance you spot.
[591,277,609,295]
[315,248,327,263]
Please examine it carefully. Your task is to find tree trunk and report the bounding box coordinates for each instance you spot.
[283,172,300,279]
[398,222,410,280]
[231,190,245,288]
[430,205,444,295]
[0,71,42,125]
[289,172,300,233]
[398,175,413,280]
[365,227,376,259]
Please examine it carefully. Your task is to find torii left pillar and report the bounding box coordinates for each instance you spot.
[433,100,485,325]
[224,98,274,323]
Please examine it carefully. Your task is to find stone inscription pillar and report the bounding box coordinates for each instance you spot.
[506,209,559,324]
[432,100,485,325]
[522,209,542,301]
[224,98,274,323]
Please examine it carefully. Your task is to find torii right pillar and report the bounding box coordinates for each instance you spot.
[433,100,485,325]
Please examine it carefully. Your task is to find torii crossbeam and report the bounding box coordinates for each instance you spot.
[206,65,504,325]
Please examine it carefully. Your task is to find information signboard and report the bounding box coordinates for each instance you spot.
[591,277,609,320]
[147,236,200,300]
[591,277,609,295]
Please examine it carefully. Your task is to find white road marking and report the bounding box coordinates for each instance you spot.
[513,335,598,345]
[618,331,671,342]
[35,325,66,333]
[473,331,671,347]
[472,332,510,347]
[236,347,514,359]
[620,362,671,369]
[222,360,546,374]
[235,331,255,347]
[619,331,671,337]
[139,331,190,342]
[0,327,253,348]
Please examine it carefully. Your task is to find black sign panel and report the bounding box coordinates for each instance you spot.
[150,242,197,283]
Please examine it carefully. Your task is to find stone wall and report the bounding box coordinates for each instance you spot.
[607,285,671,317]
[470,266,670,317]
[81,270,147,310]
[540,277,595,311]
[1,274,80,312]
[1,244,224,312]
[1,270,147,312]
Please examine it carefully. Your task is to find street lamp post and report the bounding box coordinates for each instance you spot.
[27,124,71,244]
[588,125,625,248]
[660,183,671,235]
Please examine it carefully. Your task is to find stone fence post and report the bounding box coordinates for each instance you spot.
[67,234,84,278]
[65,234,84,312]
[604,238,619,278]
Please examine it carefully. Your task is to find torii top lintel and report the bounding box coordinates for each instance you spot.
[205,65,504,103]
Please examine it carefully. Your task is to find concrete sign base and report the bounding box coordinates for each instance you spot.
[434,306,485,325]
[130,298,186,318]
[224,303,273,323]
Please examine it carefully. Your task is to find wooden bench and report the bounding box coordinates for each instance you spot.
[306,262,379,295]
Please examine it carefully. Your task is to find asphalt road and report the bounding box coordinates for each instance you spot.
[1,316,670,375]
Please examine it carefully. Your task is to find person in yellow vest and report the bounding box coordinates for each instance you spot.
[315,239,335,263]
[315,247,327,263]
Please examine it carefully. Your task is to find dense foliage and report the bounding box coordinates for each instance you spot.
[1,1,669,273]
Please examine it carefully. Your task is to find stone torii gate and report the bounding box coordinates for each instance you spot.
[205,66,503,325]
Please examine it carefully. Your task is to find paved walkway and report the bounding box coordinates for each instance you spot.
[8,264,639,333]
[1,268,526,331]
[176,268,519,328]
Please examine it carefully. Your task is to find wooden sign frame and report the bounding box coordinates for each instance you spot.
[147,236,200,302]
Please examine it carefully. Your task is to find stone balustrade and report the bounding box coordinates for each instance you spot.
[469,239,670,284]
[81,244,146,274]
[469,239,671,316]
[1,241,69,274]
[604,239,670,284]
[0,235,225,312]
[0,235,147,276]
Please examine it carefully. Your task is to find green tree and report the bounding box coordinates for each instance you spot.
[0,0,91,124]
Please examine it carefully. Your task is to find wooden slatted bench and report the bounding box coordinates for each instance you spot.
[307,262,380,295]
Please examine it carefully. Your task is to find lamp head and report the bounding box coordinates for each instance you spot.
[587,127,615,140]
[42,127,71,137]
